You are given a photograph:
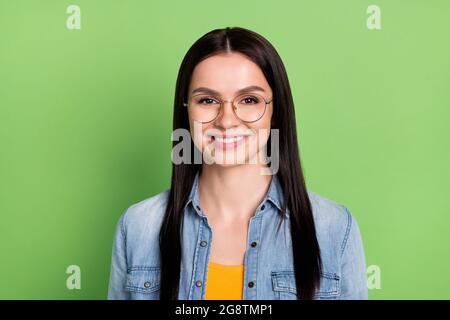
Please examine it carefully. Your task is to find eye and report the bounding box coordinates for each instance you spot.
[240,96,260,104]
[198,97,219,105]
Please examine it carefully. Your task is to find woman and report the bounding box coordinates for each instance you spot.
[107,27,368,300]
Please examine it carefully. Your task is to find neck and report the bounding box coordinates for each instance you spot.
[198,163,272,224]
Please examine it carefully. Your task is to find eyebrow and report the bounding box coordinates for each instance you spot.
[191,85,266,96]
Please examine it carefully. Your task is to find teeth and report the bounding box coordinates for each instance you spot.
[214,136,245,143]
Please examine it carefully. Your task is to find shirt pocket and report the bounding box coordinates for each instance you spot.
[271,270,340,300]
[125,266,161,299]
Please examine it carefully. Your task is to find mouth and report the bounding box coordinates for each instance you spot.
[207,134,251,149]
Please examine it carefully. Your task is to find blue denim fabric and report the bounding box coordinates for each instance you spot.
[107,172,368,299]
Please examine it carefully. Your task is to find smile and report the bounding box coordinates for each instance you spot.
[208,134,251,149]
[215,136,245,143]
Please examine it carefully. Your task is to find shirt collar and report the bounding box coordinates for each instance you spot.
[185,171,286,218]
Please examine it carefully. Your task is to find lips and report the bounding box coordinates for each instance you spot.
[214,136,245,143]
[208,134,251,149]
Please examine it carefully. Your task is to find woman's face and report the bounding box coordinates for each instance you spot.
[187,52,273,166]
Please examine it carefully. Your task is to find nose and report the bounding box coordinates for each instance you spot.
[213,100,241,128]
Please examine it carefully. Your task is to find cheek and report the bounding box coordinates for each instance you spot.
[242,123,271,161]
[253,108,273,145]
[265,104,274,128]
[189,120,213,150]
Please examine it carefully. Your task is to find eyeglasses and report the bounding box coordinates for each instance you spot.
[183,93,272,123]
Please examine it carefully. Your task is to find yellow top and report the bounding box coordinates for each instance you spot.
[205,261,244,300]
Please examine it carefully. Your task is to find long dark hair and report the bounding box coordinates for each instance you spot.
[159,27,322,300]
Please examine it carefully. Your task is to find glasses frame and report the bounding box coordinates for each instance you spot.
[183,93,273,123]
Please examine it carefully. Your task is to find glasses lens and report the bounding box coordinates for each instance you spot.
[234,93,267,122]
[188,95,221,122]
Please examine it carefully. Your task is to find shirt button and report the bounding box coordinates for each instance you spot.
[200,240,207,247]
[251,241,257,248]
[196,280,203,287]
[248,281,255,288]
[196,205,201,211]
[143,281,151,288]
[261,204,266,211]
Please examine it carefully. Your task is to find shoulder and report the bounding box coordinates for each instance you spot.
[306,191,367,298]
[111,189,170,266]
[307,190,351,224]
[306,190,359,257]
[119,189,170,238]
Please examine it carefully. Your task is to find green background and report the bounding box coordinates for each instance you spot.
[1,0,449,299]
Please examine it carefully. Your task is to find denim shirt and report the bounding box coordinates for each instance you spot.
[107,172,368,300]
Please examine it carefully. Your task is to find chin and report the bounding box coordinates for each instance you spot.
[203,149,261,167]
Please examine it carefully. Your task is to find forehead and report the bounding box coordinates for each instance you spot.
[189,52,271,95]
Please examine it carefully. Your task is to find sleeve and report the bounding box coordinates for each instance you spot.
[107,211,131,300]
[339,208,368,299]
